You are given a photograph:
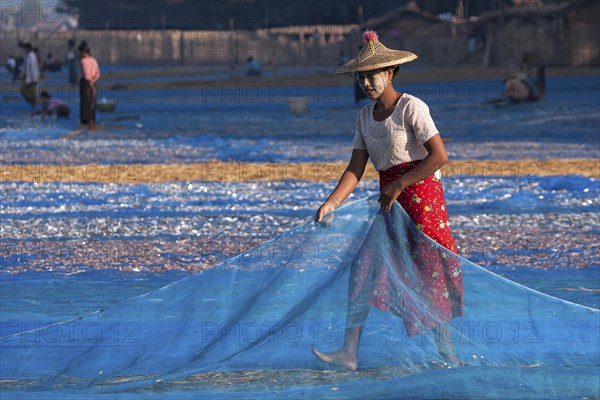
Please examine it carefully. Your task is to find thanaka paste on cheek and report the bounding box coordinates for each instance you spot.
[372,73,388,94]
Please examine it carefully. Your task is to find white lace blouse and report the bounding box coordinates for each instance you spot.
[352,93,439,172]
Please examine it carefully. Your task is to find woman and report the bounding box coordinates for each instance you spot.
[35,91,70,119]
[78,42,100,131]
[312,30,463,370]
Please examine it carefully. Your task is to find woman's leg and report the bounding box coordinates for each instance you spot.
[433,325,458,365]
[312,303,369,370]
[387,167,463,365]
[89,85,97,131]
[79,79,86,125]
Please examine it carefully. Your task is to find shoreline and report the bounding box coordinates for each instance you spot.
[2,158,598,183]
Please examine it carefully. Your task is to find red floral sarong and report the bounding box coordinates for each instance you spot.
[349,161,464,336]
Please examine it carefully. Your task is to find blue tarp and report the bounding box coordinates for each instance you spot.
[1,196,599,399]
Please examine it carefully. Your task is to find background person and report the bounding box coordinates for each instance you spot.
[33,91,70,119]
[67,39,78,85]
[245,56,262,76]
[20,43,40,107]
[78,41,101,131]
[503,52,545,103]
[5,55,16,74]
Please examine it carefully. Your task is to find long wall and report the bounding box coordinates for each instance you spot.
[1,12,597,68]
[0,27,355,68]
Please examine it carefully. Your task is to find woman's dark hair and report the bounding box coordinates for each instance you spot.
[78,44,90,54]
[391,65,400,78]
[78,42,90,54]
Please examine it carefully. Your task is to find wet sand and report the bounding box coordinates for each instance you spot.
[2,158,598,183]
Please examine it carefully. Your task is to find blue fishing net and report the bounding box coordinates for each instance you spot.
[1,196,598,399]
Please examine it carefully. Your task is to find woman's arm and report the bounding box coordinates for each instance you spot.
[93,59,100,82]
[315,148,369,222]
[378,134,448,212]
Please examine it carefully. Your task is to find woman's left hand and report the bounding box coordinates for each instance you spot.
[378,179,403,212]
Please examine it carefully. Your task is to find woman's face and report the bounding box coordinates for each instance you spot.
[354,68,392,98]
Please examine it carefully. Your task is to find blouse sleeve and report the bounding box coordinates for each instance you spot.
[352,113,367,150]
[405,97,439,144]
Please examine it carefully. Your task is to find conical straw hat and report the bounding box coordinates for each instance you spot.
[335,30,417,75]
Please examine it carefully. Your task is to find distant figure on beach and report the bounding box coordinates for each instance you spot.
[78,41,101,131]
[5,55,16,75]
[19,43,40,107]
[467,26,485,54]
[44,52,53,67]
[502,52,545,103]
[10,44,25,81]
[32,91,70,119]
[66,39,78,85]
[312,30,462,371]
[503,67,545,102]
[245,56,262,76]
[44,51,62,72]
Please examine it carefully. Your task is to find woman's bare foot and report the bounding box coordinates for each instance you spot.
[311,348,358,371]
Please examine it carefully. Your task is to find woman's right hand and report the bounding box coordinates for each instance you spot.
[315,201,339,224]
